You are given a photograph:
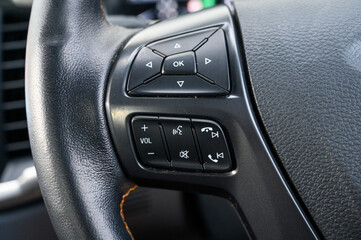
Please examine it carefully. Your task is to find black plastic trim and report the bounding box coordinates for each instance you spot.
[106,5,318,240]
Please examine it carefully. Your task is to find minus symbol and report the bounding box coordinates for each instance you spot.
[147,152,155,155]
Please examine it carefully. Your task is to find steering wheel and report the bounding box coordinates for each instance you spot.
[25,0,361,239]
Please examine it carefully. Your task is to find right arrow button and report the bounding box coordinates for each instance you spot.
[196,29,230,91]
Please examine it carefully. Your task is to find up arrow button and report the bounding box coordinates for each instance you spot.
[147,28,218,56]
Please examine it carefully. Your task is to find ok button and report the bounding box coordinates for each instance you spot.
[173,60,184,68]
[162,51,196,75]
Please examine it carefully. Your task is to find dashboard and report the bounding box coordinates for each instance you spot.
[105,0,223,20]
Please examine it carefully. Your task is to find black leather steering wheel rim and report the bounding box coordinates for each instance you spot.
[26,0,137,239]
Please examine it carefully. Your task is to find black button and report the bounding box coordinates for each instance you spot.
[196,29,230,90]
[160,117,202,170]
[148,28,217,56]
[162,51,196,75]
[192,119,231,172]
[128,47,164,90]
[132,116,170,168]
[129,75,228,96]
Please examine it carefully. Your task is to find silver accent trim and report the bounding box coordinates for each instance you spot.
[12,0,32,7]
[0,166,41,210]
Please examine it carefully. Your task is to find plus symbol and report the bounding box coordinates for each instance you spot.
[141,125,148,132]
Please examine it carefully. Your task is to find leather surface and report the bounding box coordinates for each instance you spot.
[25,0,136,239]
[235,0,361,239]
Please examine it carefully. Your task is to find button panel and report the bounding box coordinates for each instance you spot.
[131,116,232,172]
[127,27,230,96]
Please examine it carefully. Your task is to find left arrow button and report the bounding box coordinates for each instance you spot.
[128,47,164,91]
[146,61,153,68]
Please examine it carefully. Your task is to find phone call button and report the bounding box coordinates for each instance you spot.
[192,119,231,172]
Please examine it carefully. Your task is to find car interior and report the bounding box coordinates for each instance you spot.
[0,0,360,239]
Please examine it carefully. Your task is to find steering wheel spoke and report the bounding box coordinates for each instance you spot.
[107,6,317,239]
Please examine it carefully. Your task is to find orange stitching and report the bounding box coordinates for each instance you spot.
[120,185,138,240]
[100,0,113,25]
[100,0,106,17]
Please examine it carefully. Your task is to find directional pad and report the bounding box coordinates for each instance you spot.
[127,27,230,96]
